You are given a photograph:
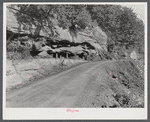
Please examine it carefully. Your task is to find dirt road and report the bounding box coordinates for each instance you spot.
[6,60,144,108]
[6,61,113,107]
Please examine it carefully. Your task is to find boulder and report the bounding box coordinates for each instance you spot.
[55,26,72,42]
[93,26,107,44]
[39,46,52,52]
[70,46,83,54]
[38,51,48,57]
[55,25,107,52]
[32,41,46,51]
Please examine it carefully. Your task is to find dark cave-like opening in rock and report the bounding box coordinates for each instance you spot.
[47,50,53,55]
[48,51,77,59]
[59,52,75,59]
[78,53,87,60]
[58,40,72,47]
[30,51,41,57]
[53,53,57,58]
[68,53,76,59]
[81,42,95,50]
[59,52,66,58]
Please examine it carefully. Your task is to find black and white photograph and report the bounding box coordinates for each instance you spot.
[3,2,147,120]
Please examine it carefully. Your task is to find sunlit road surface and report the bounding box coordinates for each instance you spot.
[6,61,114,108]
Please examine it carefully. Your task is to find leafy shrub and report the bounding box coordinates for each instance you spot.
[7,52,22,60]
[21,48,32,59]
[7,41,20,52]
[7,35,34,60]
[7,50,32,60]
[7,43,15,52]
[7,44,32,60]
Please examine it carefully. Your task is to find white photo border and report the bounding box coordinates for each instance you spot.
[3,2,148,120]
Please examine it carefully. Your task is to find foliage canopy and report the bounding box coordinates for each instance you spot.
[7,4,145,57]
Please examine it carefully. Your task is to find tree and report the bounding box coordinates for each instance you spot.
[55,5,92,42]
[87,5,144,56]
[7,5,58,37]
[7,4,144,60]
[7,4,93,40]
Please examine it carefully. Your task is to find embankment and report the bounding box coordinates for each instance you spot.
[6,58,87,91]
[91,60,144,108]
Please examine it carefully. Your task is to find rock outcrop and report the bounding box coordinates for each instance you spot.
[6,7,108,60]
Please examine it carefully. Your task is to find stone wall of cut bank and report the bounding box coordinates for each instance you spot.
[6,58,87,91]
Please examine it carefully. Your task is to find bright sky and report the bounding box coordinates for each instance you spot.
[121,4,147,24]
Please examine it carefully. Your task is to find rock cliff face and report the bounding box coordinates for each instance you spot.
[6,7,108,60]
